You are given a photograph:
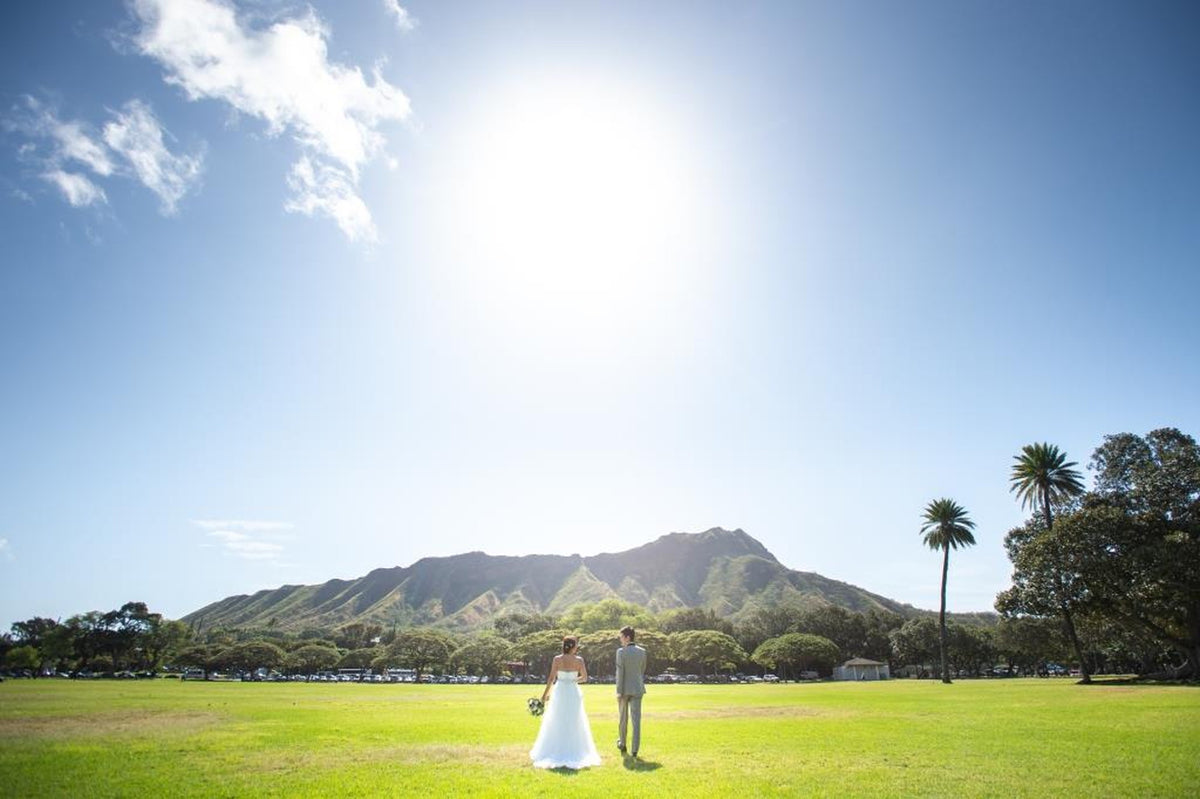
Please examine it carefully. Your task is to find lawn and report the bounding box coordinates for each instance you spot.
[1,678,1196,797]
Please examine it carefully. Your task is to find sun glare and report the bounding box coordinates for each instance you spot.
[434,74,708,358]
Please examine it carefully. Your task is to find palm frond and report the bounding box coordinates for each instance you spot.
[919,498,977,551]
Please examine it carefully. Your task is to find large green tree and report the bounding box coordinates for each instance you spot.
[920,498,976,684]
[5,645,40,671]
[889,617,941,673]
[557,599,655,634]
[493,612,559,642]
[1009,442,1090,682]
[669,630,747,677]
[733,603,805,654]
[214,640,286,672]
[575,629,671,678]
[657,607,735,637]
[751,633,840,679]
[510,629,572,677]
[383,629,457,680]
[1085,428,1199,677]
[994,616,1070,674]
[450,635,513,678]
[286,644,341,675]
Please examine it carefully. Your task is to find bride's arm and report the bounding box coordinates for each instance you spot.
[542,655,558,702]
[578,656,589,684]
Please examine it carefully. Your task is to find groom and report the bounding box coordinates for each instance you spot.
[615,625,647,758]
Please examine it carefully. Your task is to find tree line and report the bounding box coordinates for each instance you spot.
[3,596,1070,682]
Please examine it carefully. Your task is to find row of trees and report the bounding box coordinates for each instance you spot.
[1,602,190,674]
[6,593,1077,682]
[924,426,1198,684]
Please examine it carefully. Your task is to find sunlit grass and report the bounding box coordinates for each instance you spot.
[1,679,1197,797]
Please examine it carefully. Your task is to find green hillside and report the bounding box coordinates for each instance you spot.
[183,528,918,631]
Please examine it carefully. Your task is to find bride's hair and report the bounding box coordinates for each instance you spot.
[561,636,577,654]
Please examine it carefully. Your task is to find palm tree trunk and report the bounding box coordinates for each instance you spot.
[939,545,951,684]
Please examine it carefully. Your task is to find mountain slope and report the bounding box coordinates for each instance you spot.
[183,528,914,632]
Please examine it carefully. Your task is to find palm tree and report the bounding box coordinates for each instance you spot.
[1009,442,1091,683]
[1009,443,1085,531]
[920,498,977,684]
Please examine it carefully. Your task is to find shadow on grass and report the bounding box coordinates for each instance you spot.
[622,755,662,772]
[1083,677,1200,688]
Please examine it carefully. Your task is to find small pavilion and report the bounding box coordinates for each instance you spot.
[833,657,890,681]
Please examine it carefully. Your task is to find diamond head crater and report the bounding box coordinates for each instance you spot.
[183,528,937,633]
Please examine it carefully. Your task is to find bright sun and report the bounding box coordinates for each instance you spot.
[434,73,707,356]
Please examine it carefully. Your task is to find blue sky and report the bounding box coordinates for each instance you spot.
[2,1,1197,627]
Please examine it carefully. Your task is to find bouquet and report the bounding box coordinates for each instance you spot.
[526,697,545,716]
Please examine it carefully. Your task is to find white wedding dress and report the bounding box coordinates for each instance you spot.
[529,670,602,769]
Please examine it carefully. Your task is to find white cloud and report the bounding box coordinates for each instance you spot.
[383,0,418,32]
[103,100,204,214]
[130,0,411,240]
[194,519,293,563]
[0,538,12,562]
[8,96,202,214]
[45,116,115,176]
[285,156,375,242]
[42,169,107,207]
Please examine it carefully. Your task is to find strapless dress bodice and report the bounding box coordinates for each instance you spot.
[557,670,580,683]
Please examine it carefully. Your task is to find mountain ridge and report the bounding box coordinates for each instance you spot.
[183,528,917,632]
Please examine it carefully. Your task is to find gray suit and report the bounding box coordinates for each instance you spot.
[615,643,647,754]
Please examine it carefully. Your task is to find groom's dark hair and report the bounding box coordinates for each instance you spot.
[620,626,635,642]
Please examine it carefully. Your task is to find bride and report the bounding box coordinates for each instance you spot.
[529,636,602,769]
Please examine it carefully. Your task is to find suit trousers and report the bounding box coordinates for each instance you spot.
[617,694,642,754]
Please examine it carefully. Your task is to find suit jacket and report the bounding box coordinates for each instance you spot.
[615,643,647,696]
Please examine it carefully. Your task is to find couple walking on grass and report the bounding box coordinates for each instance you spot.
[529,625,647,770]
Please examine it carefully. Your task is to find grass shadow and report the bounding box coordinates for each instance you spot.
[622,755,662,772]
[1083,677,1200,688]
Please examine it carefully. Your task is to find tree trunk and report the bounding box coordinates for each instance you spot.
[939,545,951,684]
[1043,488,1091,684]
[1060,605,1092,684]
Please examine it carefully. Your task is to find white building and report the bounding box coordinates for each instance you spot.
[833,657,890,681]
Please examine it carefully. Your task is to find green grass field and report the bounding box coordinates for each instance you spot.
[1,678,1197,797]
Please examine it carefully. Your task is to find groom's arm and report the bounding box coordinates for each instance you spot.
[615,648,624,694]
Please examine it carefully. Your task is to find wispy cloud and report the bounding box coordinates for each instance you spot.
[193,519,294,563]
[0,538,13,563]
[103,100,204,214]
[42,169,107,207]
[284,156,374,242]
[129,0,412,241]
[7,96,203,213]
[383,1,418,33]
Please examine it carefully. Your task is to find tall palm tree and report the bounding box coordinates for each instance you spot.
[920,498,977,684]
[1009,442,1090,683]
[1010,442,1085,531]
